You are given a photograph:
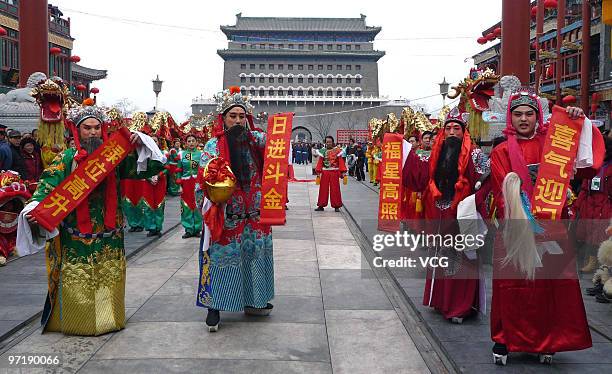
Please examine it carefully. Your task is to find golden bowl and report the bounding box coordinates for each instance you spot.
[204,158,236,204]
[205,178,236,204]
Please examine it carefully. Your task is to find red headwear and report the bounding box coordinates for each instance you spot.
[66,102,118,234]
[502,89,548,197]
[424,107,474,212]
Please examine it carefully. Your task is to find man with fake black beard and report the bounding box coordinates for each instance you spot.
[402,107,490,324]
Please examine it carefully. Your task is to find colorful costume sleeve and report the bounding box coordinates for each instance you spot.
[32,150,72,201]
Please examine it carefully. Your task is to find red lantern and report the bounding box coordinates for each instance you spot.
[477,37,487,45]
[76,84,87,92]
[562,95,577,104]
[49,47,62,55]
[486,33,496,41]
[69,55,81,63]
[531,41,538,49]
[0,27,7,37]
[544,0,558,9]
[592,92,601,103]
[90,87,99,94]
[591,104,599,114]
[531,6,538,17]
[494,27,502,37]
[545,65,554,78]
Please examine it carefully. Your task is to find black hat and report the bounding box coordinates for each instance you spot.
[8,130,21,138]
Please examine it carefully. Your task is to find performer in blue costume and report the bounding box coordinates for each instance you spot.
[196,87,274,332]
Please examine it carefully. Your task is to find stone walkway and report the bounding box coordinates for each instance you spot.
[0,165,432,373]
[341,174,612,373]
[0,196,181,344]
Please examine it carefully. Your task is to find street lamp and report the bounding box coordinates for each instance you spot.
[439,77,449,106]
[152,74,163,111]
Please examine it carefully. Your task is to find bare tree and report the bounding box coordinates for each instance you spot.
[310,114,334,142]
[341,111,357,132]
[113,98,138,117]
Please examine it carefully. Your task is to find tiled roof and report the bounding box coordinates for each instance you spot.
[222,15,380,33]
[71,63,107,80]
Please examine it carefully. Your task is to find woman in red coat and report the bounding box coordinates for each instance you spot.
[19,137,43,183]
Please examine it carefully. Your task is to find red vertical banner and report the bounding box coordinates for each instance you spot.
[378,133,403,232]
[531,105,583,220]
[260,113,294,225]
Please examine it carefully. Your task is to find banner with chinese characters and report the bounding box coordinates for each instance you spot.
[531,105,583,220]
[260,113,294,225]
[32,127,135,232]
[378,133,403,232]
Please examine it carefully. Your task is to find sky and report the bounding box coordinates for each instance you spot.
[57,0,503,122]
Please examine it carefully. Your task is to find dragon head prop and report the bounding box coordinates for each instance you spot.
[30,76,74,124]
[447,67,500,140]
[0,171,31,235]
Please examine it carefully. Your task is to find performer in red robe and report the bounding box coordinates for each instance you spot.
[401,131,434,231]
[402,108,490,323]
[489,89,600,365]
[315,136,347,212]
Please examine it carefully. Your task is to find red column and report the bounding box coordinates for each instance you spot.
[580,0,591,115]
[501,0,531,83]
[555,0,566,104]
[19,0,49,87]
[535,0,545,93]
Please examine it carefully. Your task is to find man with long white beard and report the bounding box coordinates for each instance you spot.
[19,102,166,336]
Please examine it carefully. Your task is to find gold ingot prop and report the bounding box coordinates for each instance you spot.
[204,158,237,204]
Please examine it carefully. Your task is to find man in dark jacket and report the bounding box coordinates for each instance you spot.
[7,130,27,179]
[0,124,12,170]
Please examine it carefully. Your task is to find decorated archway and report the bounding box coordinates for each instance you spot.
[291,126,312,143]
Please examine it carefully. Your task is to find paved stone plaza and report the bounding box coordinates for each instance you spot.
[0,165,431,374]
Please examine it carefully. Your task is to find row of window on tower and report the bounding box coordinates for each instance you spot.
[241,76,362,84]
[240,43,362,51]
[243,88,363,98]
[240,63,362,71]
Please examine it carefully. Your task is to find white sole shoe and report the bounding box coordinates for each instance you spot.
[539,354,553,364]
[208,324,219,332]
[493,353,507,365]
[450,317,463,324]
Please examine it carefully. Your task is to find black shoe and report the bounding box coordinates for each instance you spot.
[586,282,603,296]
[134,227,144,232]
[285,206,289,210]
[596,293,612,303]
[128,227,138,232]
[334,208,340,212]
[314,207,324,211]
[147,230,161,237]
[244,303,273,316]
[206,309,220,332]
[182,232,192,239]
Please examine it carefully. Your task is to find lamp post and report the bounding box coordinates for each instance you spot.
[438,77,449,106]
[152,74,163,111]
